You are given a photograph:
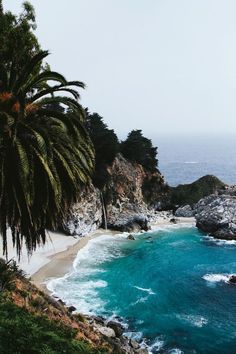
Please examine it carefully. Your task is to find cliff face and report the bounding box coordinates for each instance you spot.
[64,184,102,236]
[64,155,228,236]
[65,154,167,234]
[103,154,166,230]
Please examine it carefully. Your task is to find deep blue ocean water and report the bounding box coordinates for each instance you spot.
[48,226,236,354]
[156,135,236,186]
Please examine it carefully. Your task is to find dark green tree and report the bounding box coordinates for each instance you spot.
[121,129,158,172]
[0,1,40,73]
[86,111,119,187]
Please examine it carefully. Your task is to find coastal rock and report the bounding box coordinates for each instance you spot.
[63,184,103,236]
[175,204,194,217]
[107,214,149,232]
[136,349,148,354]
[127,234,135,240]
[97,326,116,338]
[104,154,165,228]
[195,194,236,239]
[170,218,177,224]
[67,305,76,313]
[130,339,140,349]
[107,320,124,337]
[229,275,236,284]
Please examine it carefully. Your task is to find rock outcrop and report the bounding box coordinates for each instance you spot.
[175,204,194,217]
[63,155,228,237]
[169,175,226,208]
[63,154,166,235]
[229,275,236,284]
[103,154,165,232]
[195,194,236,239]
[64,184,103,236]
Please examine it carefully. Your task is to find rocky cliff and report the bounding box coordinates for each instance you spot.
[103,154,166,231]
[195,191,236,240]
[64,184,103,236]
[65,153,167,234]
[64,155,230,236]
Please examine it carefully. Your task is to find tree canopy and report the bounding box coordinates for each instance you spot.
[0,3,94,258]
[86,111,119,187]
[0,1,40,73]
[121,129,158,172]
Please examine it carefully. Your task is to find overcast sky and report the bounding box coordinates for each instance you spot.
[4,0,236,139]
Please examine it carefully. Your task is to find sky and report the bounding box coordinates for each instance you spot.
[4,0,236,139]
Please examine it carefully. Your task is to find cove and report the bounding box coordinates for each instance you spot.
[49,226,236,354]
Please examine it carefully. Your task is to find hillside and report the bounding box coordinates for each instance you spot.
[0,259,148,354]
[169,175,226,208]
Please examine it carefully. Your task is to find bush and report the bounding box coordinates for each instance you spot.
[0,258,25,292]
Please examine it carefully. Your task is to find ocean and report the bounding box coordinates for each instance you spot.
[48,226,236,354]
[48,135,236,353]
[156,135,236,186]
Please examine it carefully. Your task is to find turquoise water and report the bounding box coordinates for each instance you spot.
[49,226,236,353]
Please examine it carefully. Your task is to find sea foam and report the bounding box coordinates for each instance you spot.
[203,235,236,246]
[202,273,230,284]
[134,286,155,295]
[47,233,126,314]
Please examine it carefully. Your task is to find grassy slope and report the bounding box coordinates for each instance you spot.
[0,260,110,354]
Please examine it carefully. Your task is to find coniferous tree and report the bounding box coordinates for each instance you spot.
[86,111,119,187]
[121,129,158,172]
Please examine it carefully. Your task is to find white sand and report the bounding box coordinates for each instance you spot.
[0,229,80,276]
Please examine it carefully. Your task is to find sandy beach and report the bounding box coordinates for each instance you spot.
[0,216,195,293]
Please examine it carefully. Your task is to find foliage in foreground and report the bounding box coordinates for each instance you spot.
[0,258,25,292]
[0,301,106,354]
[0,0,94,258]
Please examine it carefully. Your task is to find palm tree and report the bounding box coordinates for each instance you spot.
[0,50,94,258]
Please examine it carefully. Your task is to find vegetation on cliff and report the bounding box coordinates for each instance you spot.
[169,175,226,208]
[0,259,109,353]
[121,129,158,172]
[85,111,119,188]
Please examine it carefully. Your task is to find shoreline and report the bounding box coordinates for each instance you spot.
[31,229,119,292]
[31,216,195,294]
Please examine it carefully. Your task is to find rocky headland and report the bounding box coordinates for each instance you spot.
[63,153,168,235]
[63,154,235,241]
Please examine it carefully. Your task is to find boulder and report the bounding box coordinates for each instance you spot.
[170,218,177,224]
[127,234,135,240]
[175,204,194,217]
[97,326,116,338]
[195,194,236,239]
[229,275,236,284]
[107,321,124,337]
[108,215,149,232]
[67,305,76,313]
[130,339,140,349]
